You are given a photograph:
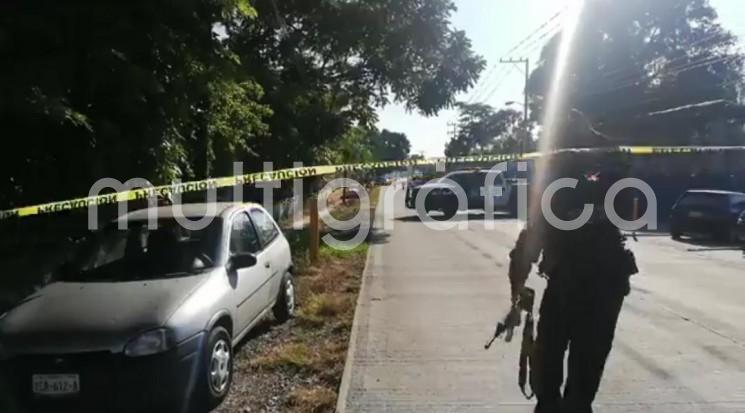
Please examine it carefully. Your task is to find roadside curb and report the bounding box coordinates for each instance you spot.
[335,190,384,413]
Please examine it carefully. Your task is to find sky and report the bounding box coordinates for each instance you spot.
[376,0,745,157]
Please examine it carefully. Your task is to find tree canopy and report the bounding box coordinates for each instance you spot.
[528,0,745,148]
[0,0,483,209]
[373,130,411,161]
[445,103,522,156]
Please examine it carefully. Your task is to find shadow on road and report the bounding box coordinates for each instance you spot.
[395,212,514,223]
[675,236,744,252]
[368,230,390,245]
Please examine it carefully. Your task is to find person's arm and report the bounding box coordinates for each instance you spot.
[508,225,542,304]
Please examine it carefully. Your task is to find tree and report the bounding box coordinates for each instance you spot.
[0,0,270,209]
[372,130,411,161]
[444,103,522,156]
[314,126,375,165]
[0,0,484,210]
[226,0,485,167]
[528,0,745,148]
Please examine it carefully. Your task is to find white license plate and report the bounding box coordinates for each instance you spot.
[32,374,80,396]
[688,211,704,218]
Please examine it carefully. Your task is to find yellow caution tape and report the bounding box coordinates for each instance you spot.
[1,146,744,221]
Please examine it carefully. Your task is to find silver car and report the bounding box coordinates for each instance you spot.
[0,203,296,413]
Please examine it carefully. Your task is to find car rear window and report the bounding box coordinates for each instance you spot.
[676,193,730,209]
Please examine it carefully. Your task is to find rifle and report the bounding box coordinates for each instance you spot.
[485,287,537,399]
[484,287,535,349]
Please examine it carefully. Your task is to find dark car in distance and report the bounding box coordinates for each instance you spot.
[670,190,745,243]
[405,177,432,209]
[414,169,520,219]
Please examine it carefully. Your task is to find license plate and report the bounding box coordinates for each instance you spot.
[32,374,80,396]
[688,211,704,218]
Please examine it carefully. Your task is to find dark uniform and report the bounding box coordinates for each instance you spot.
[508,160,638,413]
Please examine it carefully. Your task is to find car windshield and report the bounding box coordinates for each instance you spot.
[677,193,730,209]
[441,172,489,187]
[64,218,223,282]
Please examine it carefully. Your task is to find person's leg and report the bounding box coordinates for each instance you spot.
[563,288,625,413]
[533,281,570,413]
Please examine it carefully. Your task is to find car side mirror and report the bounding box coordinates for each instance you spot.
[228,253,257,271]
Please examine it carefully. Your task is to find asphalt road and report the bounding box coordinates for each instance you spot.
[338,186,745,413]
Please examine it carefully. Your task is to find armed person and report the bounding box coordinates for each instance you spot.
[506,152,639,413]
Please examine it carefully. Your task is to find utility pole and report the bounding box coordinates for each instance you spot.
[499,57,530,155]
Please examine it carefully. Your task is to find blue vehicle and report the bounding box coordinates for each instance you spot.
[670,190,745,243]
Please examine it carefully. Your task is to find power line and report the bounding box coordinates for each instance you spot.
[597,32,736,84]
[667,53,744,77]
[575,51,744,100]
[468,24,560,104]
[579,77,742,121]
[518,22,562,57]
[464,8,565,104]
[479,66,517,104]
[467,66,512,104]
[501,8,566,58]
[603,46,745,92]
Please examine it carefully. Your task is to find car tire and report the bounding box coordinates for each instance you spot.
[670,225,682,240]
[507,194,518,218]
[273,272,296,323]
[715,227,737,244]
[440,205,458,220]
[197,326,233,412]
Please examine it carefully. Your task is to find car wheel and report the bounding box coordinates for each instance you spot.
[507,194,518,218]
[440,205,458,220]
[273,272,296,323]
[715,227,738,244]
[198,326,232,412]
[670,225,682,240]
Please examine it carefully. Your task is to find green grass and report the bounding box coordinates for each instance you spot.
[319,242,368,260]
[297,293,353,327]
[250,342,316,371]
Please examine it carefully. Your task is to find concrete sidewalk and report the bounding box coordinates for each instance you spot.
[337,188,528,412]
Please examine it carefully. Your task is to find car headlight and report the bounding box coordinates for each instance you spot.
[124,329,173,357]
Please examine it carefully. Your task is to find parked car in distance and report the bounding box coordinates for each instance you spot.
[670,190,745,243]
[0,203,296,413]
[405,176,434,209]
[416,169,523,219]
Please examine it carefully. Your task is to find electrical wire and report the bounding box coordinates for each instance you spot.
[598,31,731,82]
[479,66,518,104]
[464,8,565,104]
[467,65,512,104]
[576,52,744,100]
[501,8,566,58]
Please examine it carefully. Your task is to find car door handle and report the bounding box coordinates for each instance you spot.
[264,263,271,268]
